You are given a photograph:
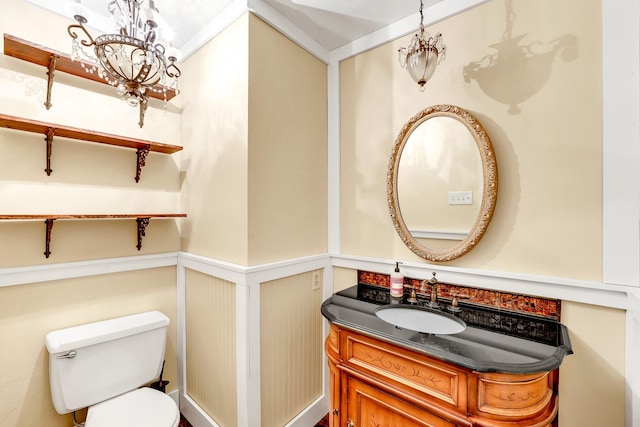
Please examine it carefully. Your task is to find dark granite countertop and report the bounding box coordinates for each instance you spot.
[321,284,573,374]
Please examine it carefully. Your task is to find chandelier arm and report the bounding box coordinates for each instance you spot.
[107,1,119,19]
[68,22,96,48]
[130,1,141,39]
[166,61,181,79]
[145,30,156,45]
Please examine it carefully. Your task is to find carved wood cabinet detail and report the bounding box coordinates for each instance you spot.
[326,324,559,427]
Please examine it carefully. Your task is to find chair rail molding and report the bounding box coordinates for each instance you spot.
[0,252,179,288]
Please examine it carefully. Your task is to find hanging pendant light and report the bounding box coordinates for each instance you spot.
[67,0,181,127]
[398,0,446,91]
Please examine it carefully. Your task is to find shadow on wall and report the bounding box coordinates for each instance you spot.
[462,0,578,114]
[466,112,519,265]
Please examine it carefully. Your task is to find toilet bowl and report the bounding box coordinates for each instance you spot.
[46,311,179,427]
[86,387,179,427]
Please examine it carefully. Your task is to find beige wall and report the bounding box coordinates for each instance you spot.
[1,0,626,426]
[0,0,182,267]
[341,0,601,280]
[333,267,357,293]
[339,0,624,425]
[0,268,178,427]
[179,12,328,426]
[179,14,250,264]
[0,219,180,268]
[2,5,328,426]
[180,14,328,266]
[0,1,182,426]
[559,302,626,426]
[248,16,328,265]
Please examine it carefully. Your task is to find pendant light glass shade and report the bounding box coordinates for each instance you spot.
[398,1,446,91]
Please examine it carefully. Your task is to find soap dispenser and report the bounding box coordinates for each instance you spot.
[390,262,404,298]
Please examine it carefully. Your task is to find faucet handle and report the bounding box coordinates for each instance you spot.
[407,287,418,304]
[447,293,470,313]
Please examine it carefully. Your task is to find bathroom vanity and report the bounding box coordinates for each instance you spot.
[322,285,572,427]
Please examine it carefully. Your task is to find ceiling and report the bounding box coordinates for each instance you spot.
[259,0,440,51]
[24,0,442,59]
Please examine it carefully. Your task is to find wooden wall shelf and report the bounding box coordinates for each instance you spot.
[0,214,187,258]
[3,33,177,111]
[0,113,182,182]
[2,35,186,258]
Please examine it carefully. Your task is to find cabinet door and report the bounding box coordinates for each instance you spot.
[345,376,456,427]
[329,358,340,427]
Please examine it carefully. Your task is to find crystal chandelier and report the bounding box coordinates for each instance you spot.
[398,0,446,91]
[67,0,181,127]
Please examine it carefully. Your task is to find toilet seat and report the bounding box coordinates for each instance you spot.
[85,387,179,427]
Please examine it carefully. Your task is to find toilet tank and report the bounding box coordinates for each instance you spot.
[46,311,170,414]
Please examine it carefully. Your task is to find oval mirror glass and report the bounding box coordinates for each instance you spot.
[388,105,498,262]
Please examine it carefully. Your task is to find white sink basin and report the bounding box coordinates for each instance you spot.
[375,305,466,335]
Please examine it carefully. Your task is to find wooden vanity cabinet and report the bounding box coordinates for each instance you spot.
[346,375,456,427]
[326,324,559,427]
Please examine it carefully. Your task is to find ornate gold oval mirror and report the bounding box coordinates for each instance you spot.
[387,105,497,262]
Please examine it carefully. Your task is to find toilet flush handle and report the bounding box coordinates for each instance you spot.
[57,350,76,359]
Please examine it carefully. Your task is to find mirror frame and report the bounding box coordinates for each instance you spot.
[387,104,498,262]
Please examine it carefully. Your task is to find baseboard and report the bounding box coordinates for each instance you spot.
[178,391,328,427]
[167,388,180,406]
[179,393,219,427]
[284,394,329,427]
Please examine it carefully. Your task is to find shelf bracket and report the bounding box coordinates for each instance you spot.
[135,145,150,183]
[44,54,59,110]
[44,218,55,258]
[136,217,150,250]
[45,127,55,175]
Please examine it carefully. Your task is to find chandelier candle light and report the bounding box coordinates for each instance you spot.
[67,0,181,127]
[398,0,446,91]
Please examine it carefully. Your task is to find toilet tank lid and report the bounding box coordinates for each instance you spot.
[46,311,169,354]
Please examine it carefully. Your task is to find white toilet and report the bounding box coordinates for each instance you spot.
[45,311,180,427]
